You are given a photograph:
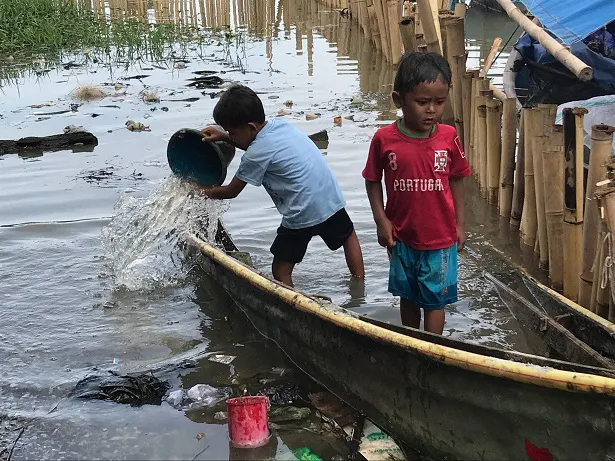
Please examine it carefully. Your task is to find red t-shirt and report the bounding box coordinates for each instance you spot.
[362,122,471,250]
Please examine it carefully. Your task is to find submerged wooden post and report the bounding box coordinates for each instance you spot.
[542,125,564,292]
[374,0,391,61]
[510,112,525,228]
[596,184,615,321]
[416,0,442,54]
[366,0,382,51]
[520,107,539,247]
[477,90,490,196]
[486,97,502,205]
[579,124,615,308]
[499,98,516,218]
[445,17,465,145]
[562,108,588,303]
[399,17,417,53]
[590,194,610,318]
[461,71,473,156]
[387,0,404,62]
[532,104,557,270]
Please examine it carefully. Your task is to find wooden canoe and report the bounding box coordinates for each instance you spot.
[186,230,615,460]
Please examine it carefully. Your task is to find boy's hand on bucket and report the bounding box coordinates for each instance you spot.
[456,225,466,252]
[201,126,227,143]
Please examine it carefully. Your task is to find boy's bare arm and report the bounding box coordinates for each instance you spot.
[450,177,466,250]
[365,179,395,249]
[200,176,247,199]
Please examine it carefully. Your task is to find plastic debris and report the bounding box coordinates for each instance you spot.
[333,116,342,126]
[292,447,322,461]
[125,120,150,132]
[356,420,405,460]
[208,354,236,365]
[166,384,229,409]
[64,125,86,134]
[166,389,184,407]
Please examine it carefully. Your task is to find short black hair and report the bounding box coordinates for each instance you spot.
[213,84,265,128]
[394,52,452,95]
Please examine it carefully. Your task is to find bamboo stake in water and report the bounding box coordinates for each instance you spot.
[387,0,404,63]
[510,111,525,228]
[374,0,390,60]
[445,17,465,144]
[486,97,502,205]
[416,0,442,54]
[519,107,541,247]
[477,104,488,196]
[543,145,565,292]
[499,98,516,218]
[562,108,587,303]
[531,105,555,269]
[461,71,473,157]
[579,124,615,308]
[399,17,417,53]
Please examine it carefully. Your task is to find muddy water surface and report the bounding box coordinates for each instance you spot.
[0,2,532,459]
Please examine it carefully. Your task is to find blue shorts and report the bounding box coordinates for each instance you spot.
[388,242,458,310]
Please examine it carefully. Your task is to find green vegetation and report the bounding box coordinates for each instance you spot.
[0,0,206,65]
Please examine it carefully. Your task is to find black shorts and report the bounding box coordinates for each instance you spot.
[270,208,355,264]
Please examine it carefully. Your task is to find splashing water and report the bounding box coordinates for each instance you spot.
[101,176,228,291]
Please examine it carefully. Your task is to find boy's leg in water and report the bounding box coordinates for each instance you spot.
[400,298,421,328]
[343,230,365,278]
[423,308,445,335]
[272,258,296,287]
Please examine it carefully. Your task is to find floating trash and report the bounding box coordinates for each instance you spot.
[70,371,170,406]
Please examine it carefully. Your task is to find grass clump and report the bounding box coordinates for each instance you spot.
[0,0,205,61]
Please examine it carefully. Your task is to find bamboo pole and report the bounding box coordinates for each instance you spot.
[543,146,564,292]
[479,37,502,78]
[562,108,587,303]
[461,71,473,157]
[387,0,404,63]
[374,0,390,60]
[366,1,382,51]
[511,111,525,228]
[597,185,615,321]
[486,97,502,205]
[477,102,488,197]
[532,104,557,270]
[445,17,465,145]
[499,98,516,218]
[579,124,615,308]
[494,0,592,81]
[399,17,417,53]
[454,1,466,17]
[520,107,540,247]
[416,0,442,54]
[360,0,371,37]
[590,197,610,317]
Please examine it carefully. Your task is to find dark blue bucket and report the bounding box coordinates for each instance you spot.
[167,128,235,186]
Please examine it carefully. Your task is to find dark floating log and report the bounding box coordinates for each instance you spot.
[308,129,329,149]
[0,131,98,157]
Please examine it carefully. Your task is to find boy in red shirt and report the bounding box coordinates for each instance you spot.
[363,52,471,334]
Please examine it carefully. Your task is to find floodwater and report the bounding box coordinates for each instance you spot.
[0,1,532,459]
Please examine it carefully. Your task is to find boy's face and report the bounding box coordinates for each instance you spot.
[224,123,258,150]
[392,77,449,135]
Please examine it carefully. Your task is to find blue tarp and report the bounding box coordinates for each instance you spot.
[521,0,615,45]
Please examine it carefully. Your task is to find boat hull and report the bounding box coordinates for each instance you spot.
[192,238,615,460]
